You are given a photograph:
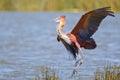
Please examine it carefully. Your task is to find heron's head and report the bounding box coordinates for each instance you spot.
[54,16,66,25]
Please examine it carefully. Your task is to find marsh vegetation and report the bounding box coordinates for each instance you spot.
[36,65,120,80]
[0,0,119,11]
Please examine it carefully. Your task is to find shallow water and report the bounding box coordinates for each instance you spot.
[0,12,120,80]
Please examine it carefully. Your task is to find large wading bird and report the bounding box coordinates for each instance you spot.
[54,7,114,77]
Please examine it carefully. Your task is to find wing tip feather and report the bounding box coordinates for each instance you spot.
[96,6,115,17]
[105,7,115,17]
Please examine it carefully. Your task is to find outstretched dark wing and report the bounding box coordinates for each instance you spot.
[71,7,115,40]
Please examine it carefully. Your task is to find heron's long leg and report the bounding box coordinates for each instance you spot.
[75,48,84,69]
[70,48,84,78]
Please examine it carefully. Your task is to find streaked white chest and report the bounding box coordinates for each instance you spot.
[59,34,71,44]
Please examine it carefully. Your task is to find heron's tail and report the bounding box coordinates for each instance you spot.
[84,38,97,49]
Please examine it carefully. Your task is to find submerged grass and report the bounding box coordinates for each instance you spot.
[36,65,120,80]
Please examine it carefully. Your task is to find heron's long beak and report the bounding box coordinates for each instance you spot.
[49,17,58,22]
[53,17,60,22]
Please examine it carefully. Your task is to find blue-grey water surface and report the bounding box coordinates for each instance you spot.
[0,12,120,80]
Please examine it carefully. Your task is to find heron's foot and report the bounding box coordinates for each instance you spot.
[70,58,84,78]
[69,68,77,78]
[75,58,83,69]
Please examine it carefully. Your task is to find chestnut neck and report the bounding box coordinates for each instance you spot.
[57,21,65,35]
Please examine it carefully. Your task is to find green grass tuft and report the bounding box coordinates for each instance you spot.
[35,66,59,80]
[94,65,120,80]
